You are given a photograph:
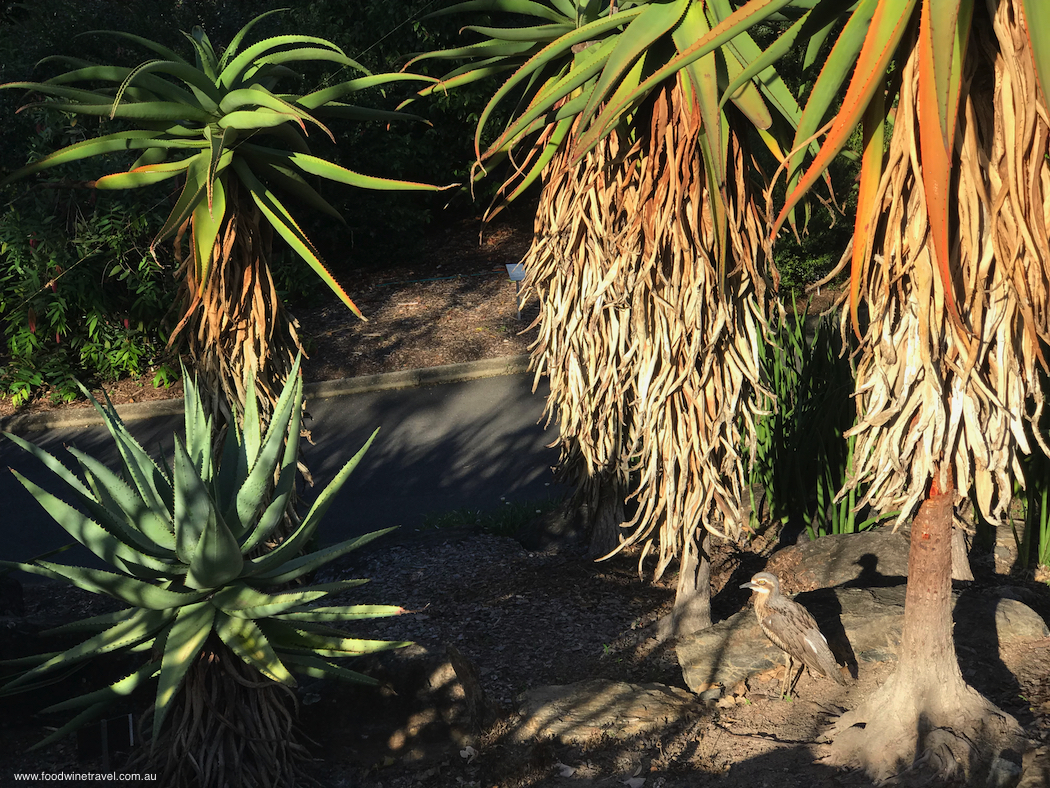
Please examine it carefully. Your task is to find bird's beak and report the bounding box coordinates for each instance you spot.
[740,581,757,590]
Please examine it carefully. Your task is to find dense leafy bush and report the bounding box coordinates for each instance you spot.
[0,109,178,405]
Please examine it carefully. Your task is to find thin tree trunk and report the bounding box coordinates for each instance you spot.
[670,527,712,638]
[586,475,625,559]
[897,467,959,677]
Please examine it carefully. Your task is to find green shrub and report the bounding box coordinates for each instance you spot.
[0,111,177,405]
[1018,366,1050,576]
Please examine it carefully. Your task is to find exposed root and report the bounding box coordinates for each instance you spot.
[828,668,1025,785]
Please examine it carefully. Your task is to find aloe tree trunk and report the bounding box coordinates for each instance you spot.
[829,466,1024,781]
[584,474,627,559]
[670,527,711,637]
[170,178,300,430]
[130,640,310,787]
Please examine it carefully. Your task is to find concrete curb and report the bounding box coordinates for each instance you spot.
[0,354,533,433]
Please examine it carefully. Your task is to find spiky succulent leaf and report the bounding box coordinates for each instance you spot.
[236,468,295,553]
[214,612,295,685]
[222,591,328,619]
[64,448,174,556]
[263,624,412,658]
[275,605,406,622]
[241,432,381,578]
[181,365,214,481]
[41,610,131,636]
[209,582,286,611]
[40,662,158,715]
[280,431,379,541]
[1,435,174,555]
[173,436,217,561]
[27,701,112,752]
[81,385,172,527]
[8,472,172,576]
[251,527,398,586]
[152,602,215,744]
[228,356,303,535]
[3,560,206,610]
[174,438,243,589]
[279,653,379,686]
[0,609,168,693]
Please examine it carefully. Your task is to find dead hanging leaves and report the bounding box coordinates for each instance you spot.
[169,177,300,427]
[841,0,1050,527]
[518,79,773,579]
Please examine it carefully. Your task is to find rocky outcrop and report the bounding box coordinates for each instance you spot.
[677,586,1049,693]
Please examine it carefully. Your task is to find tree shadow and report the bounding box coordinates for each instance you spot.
[842,552,907,588]
[794,587,859,680]
[0,372,567,570]
[952,587,1035,730]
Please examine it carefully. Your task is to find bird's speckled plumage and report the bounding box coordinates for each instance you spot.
[742,572,845,688]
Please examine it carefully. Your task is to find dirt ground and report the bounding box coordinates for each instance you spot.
[1,528,1048,787]
[0,212,1048,786]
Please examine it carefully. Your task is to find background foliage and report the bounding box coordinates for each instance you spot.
[0,106,177,405]
[0,0,496,405]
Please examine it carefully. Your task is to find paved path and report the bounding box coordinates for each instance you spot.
[0,366,564,568]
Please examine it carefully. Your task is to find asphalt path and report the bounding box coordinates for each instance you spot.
[0,371,564,571]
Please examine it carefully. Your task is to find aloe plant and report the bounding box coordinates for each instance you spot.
[0,356,407,783]
[0,10,445,422]
[406,1,812,639]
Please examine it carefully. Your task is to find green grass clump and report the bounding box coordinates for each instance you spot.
[422,497,561,538]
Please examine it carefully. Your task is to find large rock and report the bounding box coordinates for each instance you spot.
[678,586,1049,693]
[764,531,910,594]
[511,679,697,745]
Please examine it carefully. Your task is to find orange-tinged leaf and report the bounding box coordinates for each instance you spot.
[850,84,885,339]
[233,158,364,321]
[1021,0,1050,103]
[772,0,916,238]
[775,0,881,233]
[917,0,970,338]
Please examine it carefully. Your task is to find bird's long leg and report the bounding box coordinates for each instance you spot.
[787,660,804,699]
[780,654,792,699]
[780,655,804,700]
